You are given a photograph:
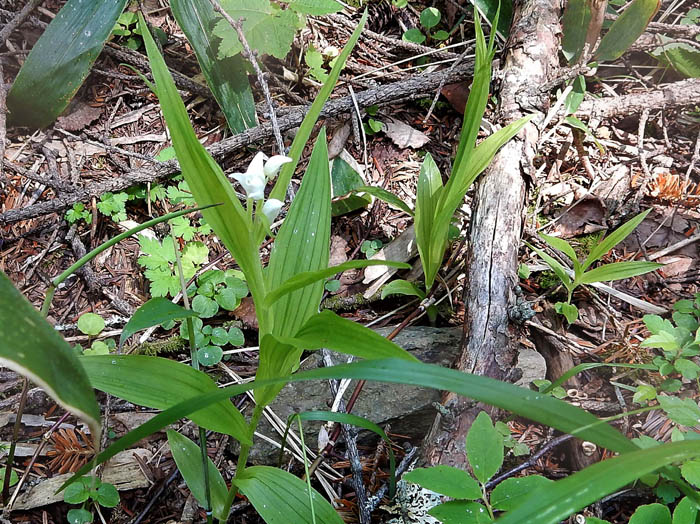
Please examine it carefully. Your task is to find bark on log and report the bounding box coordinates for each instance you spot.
[420,0,562,468]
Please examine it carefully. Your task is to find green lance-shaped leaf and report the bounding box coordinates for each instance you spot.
[579,261,663,285]
[266,130,331,338]
[7,0,129,128]
[233,466,344,524]
[119,297,199,349]
[497,441,700,524]
[255,334,302,407]
[0,271,100,441]
[581,210,652,271]
[414,153,444,290]
[561,0,592,64]
[525,242,573,291]
[595,0,661,62]
[166,430,229,520]
[170,0,257,133]
[264,259,410,308]
[381,279,426,300]
[270,10,368,202]
[466,411,504,483]
[63,357,640,493]
[79,355,250,443]
[140,14,267,325]
[539,233,580,273]
[353,186,414,216]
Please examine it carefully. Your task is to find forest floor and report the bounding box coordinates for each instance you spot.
[1,0,700,523]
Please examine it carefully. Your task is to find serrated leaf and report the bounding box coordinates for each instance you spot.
[214,0,298,60]
[466,411,504,483]
[404,465,481,499]
[7,0,129,128]
[658,396,700,427]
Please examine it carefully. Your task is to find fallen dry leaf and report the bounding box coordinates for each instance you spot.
[382,118,430,149]
[554,196,607,238]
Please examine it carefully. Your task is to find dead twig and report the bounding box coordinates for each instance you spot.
[0,0,43,46]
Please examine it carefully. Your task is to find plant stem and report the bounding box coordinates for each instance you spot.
[221,404,264,518]
[173,234,213,524]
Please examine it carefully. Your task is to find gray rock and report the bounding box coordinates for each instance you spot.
[514,347,547,388]
[240,326,463,464]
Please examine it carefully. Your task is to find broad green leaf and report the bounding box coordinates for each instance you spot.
[140,15,266,322]
[644,314,673,335]
[404,465,481,500]
[641,331,681,351]
[354,185,414,216]
[652,39,700,78]
[656,396,700,429]
[539,233,579,270]
[555,301,579,324]
[63,357,639,490]
[595,0,660,62]
[197,345,223,366]
[0,271,100,442]
[95,483,119,508]
[561,0,591,63]
[171,0,257,133]
[79,355,250,443]
[673,497,699,523]
[264,259,410,308]
[403,28,426,44]
[192,295,219,318]
[429,500,491,524]
[466,411,504,483]
[296,410,396,495]
[498,442,700,524]
[166,430,228,520]
[415,153,444,289]
[676,359,700,380]
[77,313,105,336]
[420,7,441,29]
[270,11,367,202]
[564,75,586,115]
[331,156,371,216]
[681,460,700,487]
[289,0,343,15]
[233,466,344,524]
[119,297,199,348]
[633,385,657,404]
[255,334,302,407]
[290,310,419,361]
[381,279,426,300]
[67,508,93,524]
[582,209,652,271]
[7,0,129,128]
[64,479,91,504]
[213,0,297,60]
[526,243,573,290]
[580,261,662,284]
[266,130,331,338]
[629,503,672,524]
[490,475,553,511]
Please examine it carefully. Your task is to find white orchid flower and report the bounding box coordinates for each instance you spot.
[263,155,292,180]
[229,152,292,201]
[262,198,284,223]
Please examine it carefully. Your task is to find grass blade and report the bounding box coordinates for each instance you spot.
[496,441,700,524]
[582,209,652,270]
[580,261,663,284]
[539,233,579,271]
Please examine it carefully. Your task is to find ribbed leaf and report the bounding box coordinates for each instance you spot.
[0,272,100,442]
[290,310,419,361]
[415,153,444,290]
[254,334,301,407]
[7,0,128,128]
[264,259,410,308]
[595,0,660,62]
[233,466,343,524]
[167,430,228,520]
[63,357,638,492]
[580,261,662,284]
[270,11,367,201]
[140,15,266,322]
[266,130,331,338]
[171,0,257,133]
[497,441,700,524]
[79,355,250,443]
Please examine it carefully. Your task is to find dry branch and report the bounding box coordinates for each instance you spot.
[0,62,474,225]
